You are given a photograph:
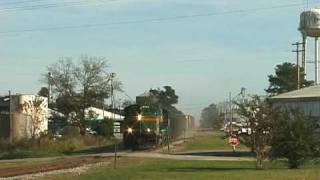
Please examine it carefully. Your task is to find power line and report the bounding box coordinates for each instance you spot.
[0,0,116,13]
[0,2,314,36]
[120,90,134,102]
[0,0,48,6]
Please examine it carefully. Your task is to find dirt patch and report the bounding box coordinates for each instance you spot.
[0,156,107,178]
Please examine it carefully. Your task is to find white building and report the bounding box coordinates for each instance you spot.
[85,107,124,121]
[0,94,48,140]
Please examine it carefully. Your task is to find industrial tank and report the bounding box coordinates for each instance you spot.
[299,8,320,37]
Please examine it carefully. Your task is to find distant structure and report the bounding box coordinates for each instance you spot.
[85,107,124,121]
[0,94,48,140]
[185,115,196,129]
[299,8,320,84]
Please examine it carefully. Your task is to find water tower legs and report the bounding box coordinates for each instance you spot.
[315,37,319,84]
[302,36,307,75]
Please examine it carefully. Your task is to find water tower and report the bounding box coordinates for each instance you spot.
[299,8,320,84]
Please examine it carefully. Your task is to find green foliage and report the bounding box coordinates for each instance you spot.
[150,86,178,107]
[93,119,114,138]
[61,126,81,137]
[266,62,313,95]
[45,55,122,134]
[37,87,49,97]
[270,110,320,169]
[149,86,186,137]
[55,94,82,116]
[237,95,279,169]
[0,135,112,159]
[200,104,223,128]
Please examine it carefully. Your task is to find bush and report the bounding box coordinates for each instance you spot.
[93,119,114,138]
[0,138,13,151]
[61,126,80,137]
[0,132,113,160]
[270,110,320,169]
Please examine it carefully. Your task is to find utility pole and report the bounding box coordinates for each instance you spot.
[48,72,52,108]
[110,72,117,169]
[292,42,304,89]
[316,37,319,85]
[229,92,233,135]
[9,90,12,142]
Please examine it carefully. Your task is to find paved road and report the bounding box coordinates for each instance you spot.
[125,151,254,161]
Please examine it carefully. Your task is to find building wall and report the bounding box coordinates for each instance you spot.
[272,100,320,118]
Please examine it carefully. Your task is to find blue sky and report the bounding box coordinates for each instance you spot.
[0,0,317,119]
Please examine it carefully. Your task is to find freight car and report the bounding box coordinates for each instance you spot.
[123,104,169,149]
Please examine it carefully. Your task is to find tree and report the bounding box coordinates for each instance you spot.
[150,86,178,107]
[73,55,117,133]
[237,95,278,169]
[266,62,313,96]
[149,86,186,137]
[46,58,76,97]
[20,97,46,139]
[44,55,122,135]
[270,110,320,169]
[200,104,223,128]
[38,87,49,97]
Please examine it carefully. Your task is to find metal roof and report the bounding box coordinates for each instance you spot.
[269,85,320,101]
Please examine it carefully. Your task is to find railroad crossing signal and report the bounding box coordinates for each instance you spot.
[229,135,239,146]
[113,121,122,139]
[229,135,238,152]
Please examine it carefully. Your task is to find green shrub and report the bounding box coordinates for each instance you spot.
[0,133,113,159]
[94,119,114,138]
[0,138,13,151]
[270,110,320,169]
[61,126,80,137]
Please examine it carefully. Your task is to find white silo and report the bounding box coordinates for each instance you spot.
[299,8,320,84]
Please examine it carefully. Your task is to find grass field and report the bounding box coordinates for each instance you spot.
[182,130,248,151]
[0,137,115,160]
[49,157,320,180]
[3,130,319,179]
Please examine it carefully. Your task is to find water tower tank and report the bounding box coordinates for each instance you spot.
[299,8,320,37]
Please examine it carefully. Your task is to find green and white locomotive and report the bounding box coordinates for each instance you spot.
[123,104,169,149]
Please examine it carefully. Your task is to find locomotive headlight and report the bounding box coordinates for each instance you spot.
[137,114,142,121]
[146,128,151,133]
[127,128,133,134]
